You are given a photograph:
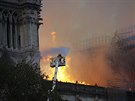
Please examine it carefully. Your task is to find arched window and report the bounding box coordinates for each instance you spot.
[7,16,10,48]
[12,17,15,49]
[18,35,21,49]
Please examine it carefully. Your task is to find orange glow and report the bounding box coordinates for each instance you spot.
[50,32,57,41]
[77,81,90,85]
[40,55,91,85]
[40,47,113,87]
[51,32,56,36]
[40,55,75,82]
[46,55,52,62]
[57,57,72,82]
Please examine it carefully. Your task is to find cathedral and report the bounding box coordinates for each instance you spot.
[0,0,42,64]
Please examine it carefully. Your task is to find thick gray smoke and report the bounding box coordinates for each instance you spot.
[107,38,135,89]
[41,47,69,57]
[69,35,135,89]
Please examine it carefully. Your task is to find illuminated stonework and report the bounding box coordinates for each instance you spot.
[0,0,42,64]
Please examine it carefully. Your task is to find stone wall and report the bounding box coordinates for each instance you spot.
[0,0,42,64]
[46,81,135,101]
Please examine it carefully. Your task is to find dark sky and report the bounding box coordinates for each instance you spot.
[39,0,135,51]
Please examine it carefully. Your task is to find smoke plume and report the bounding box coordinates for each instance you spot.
[41,47,69,57]
[39,0,135,88]
[69,46,114,86]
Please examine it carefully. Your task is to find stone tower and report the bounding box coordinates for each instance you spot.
[0,0,42,64]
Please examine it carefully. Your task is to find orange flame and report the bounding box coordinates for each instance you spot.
[40,55,74,82]
[50,32,56,41]
[57,57,72,82]
[46,55,52,62]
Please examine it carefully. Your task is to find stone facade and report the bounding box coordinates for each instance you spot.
[45,80,135,101]
[0,0,42,64]
[57,82,107,101]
